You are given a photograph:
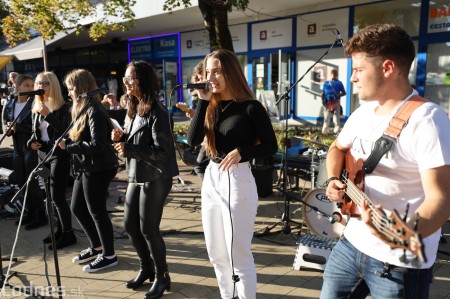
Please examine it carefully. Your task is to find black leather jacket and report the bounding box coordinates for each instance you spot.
[2,96,33,152]
[123,100,179,183]
[28,102,71,159]
[65,101,118,173]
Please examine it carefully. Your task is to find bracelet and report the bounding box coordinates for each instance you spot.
[325,176,340,187]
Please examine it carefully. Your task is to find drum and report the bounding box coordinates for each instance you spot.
[301,188,347,239]
[316,157,328,188]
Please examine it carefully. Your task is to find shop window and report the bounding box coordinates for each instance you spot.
[354,0,420,36]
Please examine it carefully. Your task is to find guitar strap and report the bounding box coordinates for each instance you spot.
[362,95,427,174]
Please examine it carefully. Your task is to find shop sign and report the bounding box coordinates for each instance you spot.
[428,5,450,33]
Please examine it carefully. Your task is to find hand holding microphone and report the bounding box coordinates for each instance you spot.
[176,82,212,101]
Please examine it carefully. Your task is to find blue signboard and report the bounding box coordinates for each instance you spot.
[129,38,153,61]
[153,35,178,59]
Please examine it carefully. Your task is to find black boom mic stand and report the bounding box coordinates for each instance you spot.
[261,32,343,236]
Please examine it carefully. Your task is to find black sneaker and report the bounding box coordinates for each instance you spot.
[82,255,118,273]
[72,248,102,264]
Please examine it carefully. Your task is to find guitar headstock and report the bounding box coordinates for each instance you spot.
[387,209,427,264]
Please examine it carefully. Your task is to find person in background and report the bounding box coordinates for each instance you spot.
[59,69,118,273]
[187,49,278,299]
[1,72,19,134]
[112,60,179,299]
[321,69,346,134]
[322,24,450,298]
[3,74,47,230]
[28,71,76,250]
[186,61,208,181]
[7,72,19,91]
[118,93,131,131]
[102,93,118,110]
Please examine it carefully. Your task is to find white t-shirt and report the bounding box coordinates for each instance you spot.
[337,90,450,268]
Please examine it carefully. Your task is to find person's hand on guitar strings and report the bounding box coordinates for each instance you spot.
[326,179,346,204]
[360,201,391,243]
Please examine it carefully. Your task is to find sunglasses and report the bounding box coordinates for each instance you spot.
[36,81,50,87]
[122,77,138,84]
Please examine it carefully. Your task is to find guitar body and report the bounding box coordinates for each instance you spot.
[340,153,365,217]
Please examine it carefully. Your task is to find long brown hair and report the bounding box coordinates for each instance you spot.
[64,69,100,141]
[126,60,159,118]
[203,49,254,157]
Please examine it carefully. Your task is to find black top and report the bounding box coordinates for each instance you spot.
[187,99,278,162]
[65,101,118,173]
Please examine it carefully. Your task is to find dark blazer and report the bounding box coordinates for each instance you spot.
[28,102,71,159]
[65,101,118,173]
[124,100,179,183]
[3,96,33,151]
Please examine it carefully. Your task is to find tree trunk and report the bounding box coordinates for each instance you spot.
[198,0,234,52]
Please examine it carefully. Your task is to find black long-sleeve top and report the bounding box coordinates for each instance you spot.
[186,99,278,162]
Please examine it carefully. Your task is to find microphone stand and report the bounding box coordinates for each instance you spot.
[2,94,96,299]
[261,36,341,236]
[0,96,35,296]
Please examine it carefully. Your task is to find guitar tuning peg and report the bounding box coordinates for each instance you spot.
[402,203,410,222]
[411,257,420,268]
[413,213,421,231]
[399,250,408,264]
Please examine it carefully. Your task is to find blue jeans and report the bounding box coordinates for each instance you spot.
[320,237,433,299]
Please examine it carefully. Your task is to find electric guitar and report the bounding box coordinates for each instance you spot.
[175,102,191,113]
[339,152,427,264]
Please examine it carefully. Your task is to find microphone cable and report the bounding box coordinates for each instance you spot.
[226,168,239,298]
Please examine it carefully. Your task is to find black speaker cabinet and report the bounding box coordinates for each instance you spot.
[0,147,13,171]
[251,164,273,198]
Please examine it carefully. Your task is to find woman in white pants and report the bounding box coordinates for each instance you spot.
[187,49,278,299]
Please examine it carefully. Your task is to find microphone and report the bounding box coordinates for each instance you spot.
[78,86,108,99]
[332,28,345,47]
[16,89,45,96]
[176,83,210,91]
[328,213,341,224]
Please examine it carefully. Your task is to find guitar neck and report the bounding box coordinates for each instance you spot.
[341,175,426,264]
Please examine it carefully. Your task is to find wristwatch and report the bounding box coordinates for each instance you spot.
[325,176,340,187]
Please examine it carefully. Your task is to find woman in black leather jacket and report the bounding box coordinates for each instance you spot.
[112,61,179,299]
[59,69,118,273]
[28,71,76,250]
[3,74,46,230]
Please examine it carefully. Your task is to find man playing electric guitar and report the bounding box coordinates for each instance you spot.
[321,24,450,299]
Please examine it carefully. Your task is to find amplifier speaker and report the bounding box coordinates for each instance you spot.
[0,148,13,170]
[251,164,273,198]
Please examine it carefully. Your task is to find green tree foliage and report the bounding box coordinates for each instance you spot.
[163,0,249,51]
[2,0,136,46]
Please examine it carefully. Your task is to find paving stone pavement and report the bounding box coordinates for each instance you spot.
[1,140,450,298]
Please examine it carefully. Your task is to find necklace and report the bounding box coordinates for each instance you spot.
[221,100,234,112]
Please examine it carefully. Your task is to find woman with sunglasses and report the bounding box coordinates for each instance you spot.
[28,71,76,250]
[59,69,118,273]
[112,61,178,298]
[3,74,46,230]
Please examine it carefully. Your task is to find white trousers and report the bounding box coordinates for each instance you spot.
[202,161,258,299]
[322,105,341,134]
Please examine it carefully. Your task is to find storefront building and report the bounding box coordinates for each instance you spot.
[2,0,450,121]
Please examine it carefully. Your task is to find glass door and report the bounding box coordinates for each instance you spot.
[424,42,450,116]
[251,50,291,119]
[154,59,179,110]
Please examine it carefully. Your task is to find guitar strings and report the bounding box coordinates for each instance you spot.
[342,177,400,242]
